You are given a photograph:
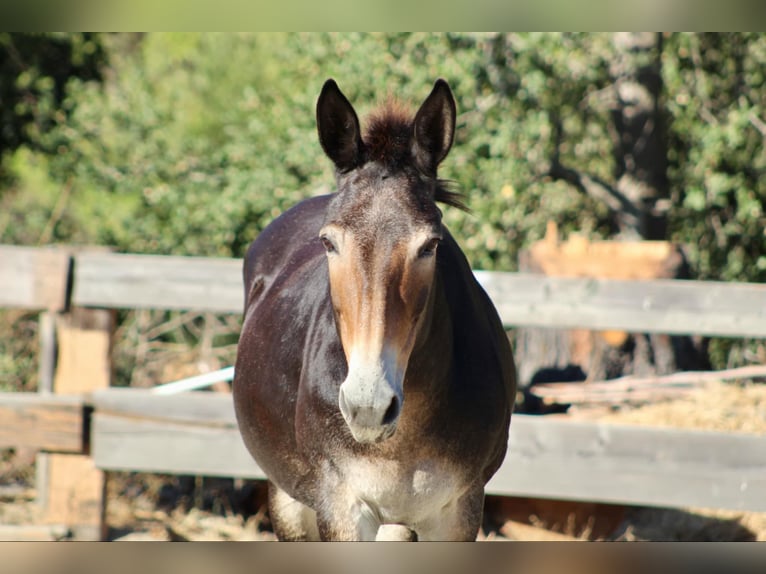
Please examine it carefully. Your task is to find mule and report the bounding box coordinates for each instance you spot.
[233,79,517,541]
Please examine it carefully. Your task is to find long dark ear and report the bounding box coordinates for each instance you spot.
[316,79,364,171]
[411,79,456,175]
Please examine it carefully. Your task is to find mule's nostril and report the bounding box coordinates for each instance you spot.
[382,396,400,425]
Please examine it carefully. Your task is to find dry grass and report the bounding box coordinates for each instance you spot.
[597,380,766,434]
[595,380,766,541]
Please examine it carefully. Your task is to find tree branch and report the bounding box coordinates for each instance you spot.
[547,112,642,222]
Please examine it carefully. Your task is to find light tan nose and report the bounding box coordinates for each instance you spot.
[338,356,403,443]
[339,387,400,429]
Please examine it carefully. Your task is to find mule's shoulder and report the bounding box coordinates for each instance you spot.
[243,194,332,306]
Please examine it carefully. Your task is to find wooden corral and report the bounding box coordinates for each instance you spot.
[2,244,766,539]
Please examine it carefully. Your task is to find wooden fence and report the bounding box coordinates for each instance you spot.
[2,244,766,539]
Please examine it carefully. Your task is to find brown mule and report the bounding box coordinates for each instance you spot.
[233,79,516,540]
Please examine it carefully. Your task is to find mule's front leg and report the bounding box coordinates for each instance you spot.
[268,481,321,541]
[316,495,383,541]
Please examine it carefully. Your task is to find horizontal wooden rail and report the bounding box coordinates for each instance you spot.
[475,271,766,338]
[89,389,766,513]
[4,389,765,513]
[72,252,243,313]
[4,245,765,337]
[0,393,85,453]
[60,249,766,338]
[489,414,766,512]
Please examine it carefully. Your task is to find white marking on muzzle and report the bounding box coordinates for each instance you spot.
[338,349,404,444]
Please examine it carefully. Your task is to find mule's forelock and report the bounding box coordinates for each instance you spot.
[363,101,413,168]
[363,104,468,212]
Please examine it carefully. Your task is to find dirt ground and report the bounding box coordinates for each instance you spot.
[1,380,765,541]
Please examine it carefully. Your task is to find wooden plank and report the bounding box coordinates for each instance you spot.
[68,249,766,336]
[0,393,84,453]
[52,308,114,396]
[487,415,766,512]
[3,245,765,338]
[92,413,263,479]
[72,252,243,313]
[90,388,234,426]
[88,390,766,512]
[35,311,58,514]
[475,271,766,338]
[42,455,106,541]
[91,389,258,478]
[0,246,71,311]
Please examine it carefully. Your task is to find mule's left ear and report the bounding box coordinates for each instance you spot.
[411,79,456,175]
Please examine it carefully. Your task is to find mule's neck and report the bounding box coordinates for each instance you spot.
[406,261,454,392]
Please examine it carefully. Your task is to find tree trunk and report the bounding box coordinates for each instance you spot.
[609,32,669,240]
[517,34,710,411]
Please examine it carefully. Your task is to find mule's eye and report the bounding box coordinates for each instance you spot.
[418,238,441,259]
[320,235,337,254]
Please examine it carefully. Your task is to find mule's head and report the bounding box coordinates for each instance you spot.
[316,79,461,444]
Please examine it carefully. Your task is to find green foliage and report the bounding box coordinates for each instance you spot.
[0,33,105,161]
[660,33,766,367]
[664,33,766,283]
[2,32,764,276]
[1,33,615,270]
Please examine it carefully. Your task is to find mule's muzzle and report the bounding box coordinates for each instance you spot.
[338,379,402,444]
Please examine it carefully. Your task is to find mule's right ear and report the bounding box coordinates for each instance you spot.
[316,79,364,172]
[411,79,456,175]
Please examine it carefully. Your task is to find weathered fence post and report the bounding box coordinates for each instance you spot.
[39,306,114,540]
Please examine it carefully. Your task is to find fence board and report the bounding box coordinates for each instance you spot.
[91,389,259,478]
[92,413,262,479]
[91,388,234,426]
[0,246,71,311]
[67,250,766,337]
[487,415,766,512]
[89,390,766,512]
[4,246,766,337]
[72,252,243,313]
[475,271,766,337]
[0,393,84,453]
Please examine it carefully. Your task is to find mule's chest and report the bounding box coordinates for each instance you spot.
[324,455,468,525]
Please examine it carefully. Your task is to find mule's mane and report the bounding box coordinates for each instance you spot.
[363,101,468,212]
